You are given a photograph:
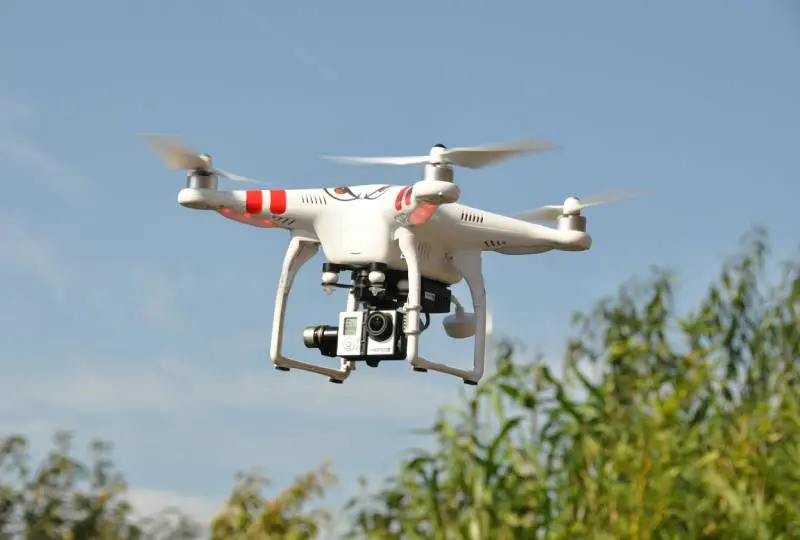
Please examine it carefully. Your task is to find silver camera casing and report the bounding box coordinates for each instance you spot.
[335,310,400,358]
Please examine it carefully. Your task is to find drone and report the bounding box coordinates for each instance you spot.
[141,134,639,386]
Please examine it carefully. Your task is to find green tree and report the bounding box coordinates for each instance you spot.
[0,431,201,539]
[344,227,800,539]
[0,432,336,539]
[208,462,336,540]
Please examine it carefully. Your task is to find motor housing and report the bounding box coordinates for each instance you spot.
[557,214,587,232]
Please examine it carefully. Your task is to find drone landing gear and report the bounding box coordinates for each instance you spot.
[270,235,354,383]
[395,228,487,385]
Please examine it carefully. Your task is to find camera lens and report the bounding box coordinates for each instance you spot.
[366,312,393,342]
[302,325,338,357]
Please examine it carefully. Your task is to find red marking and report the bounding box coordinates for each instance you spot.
[245,191,263,214]
[395,186,410,211]
[334,187,347,194]
[404,186,413,207]
[269,189,287,214]
[409,202,439,225]
[216,208,278,229]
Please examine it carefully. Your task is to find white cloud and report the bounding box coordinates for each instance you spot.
[127,487,222,529]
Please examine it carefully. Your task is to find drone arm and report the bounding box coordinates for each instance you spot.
[179,187,312,230]
[396,228,486,384]
[393,181,460,226]
[437,205,592,254]
[270,234,353,382]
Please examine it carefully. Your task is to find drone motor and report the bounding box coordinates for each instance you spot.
[186,167,218,191]
[422,162,454,183]
[557,214,587,232]
[557,196,588,232]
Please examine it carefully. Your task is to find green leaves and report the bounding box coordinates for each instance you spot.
[344,226,800,539]
[209,462,337,540]
[0,431,202,539]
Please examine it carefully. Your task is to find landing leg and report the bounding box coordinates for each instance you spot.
[270,234,353,383]
[395,228,487,385]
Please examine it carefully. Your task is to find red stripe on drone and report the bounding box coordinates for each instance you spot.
[269,189,287,214]
[395,186,410,211]
[245,190,263,214]
[404,186,413,207]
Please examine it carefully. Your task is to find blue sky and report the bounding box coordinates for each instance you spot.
[1,0,799,528]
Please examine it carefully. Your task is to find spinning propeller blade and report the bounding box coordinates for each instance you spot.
[514,189,646,222]
[325,155,431,166]
[140,134,262,184]
[324,139,560,170]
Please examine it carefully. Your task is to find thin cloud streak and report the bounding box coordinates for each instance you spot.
[0,215,68,295]
[232,0,340,82]
[0,213,186,327]
[0,93,87,192]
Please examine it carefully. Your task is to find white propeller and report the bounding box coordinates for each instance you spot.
[323,139,560,170]
[140,134,262,184]
[514,189,646,222]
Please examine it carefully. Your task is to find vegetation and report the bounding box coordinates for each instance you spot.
[2,227,799,539]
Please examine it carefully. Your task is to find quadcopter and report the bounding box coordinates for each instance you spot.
[142,135,638,385]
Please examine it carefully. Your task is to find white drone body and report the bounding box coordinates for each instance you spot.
[143,135,639,385]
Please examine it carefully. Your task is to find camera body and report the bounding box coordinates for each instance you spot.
[303,309,407,362]
[303,265,452,366]
[336,309,406,359]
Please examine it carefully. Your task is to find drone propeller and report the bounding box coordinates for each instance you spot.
[140,134,262,184]
[514,189,645,222]
[323,140,560,170]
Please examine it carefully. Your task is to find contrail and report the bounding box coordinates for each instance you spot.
[232,0,340,82]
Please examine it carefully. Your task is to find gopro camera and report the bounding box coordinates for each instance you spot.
[303,309,407,362]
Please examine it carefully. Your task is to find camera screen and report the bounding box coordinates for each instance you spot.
[343,316,358,336]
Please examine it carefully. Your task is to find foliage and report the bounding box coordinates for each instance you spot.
[0,431,201,539]
[0,433,335,539]
[209,463,336,540]
[345,227,800,539]
[3,227,799,539]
